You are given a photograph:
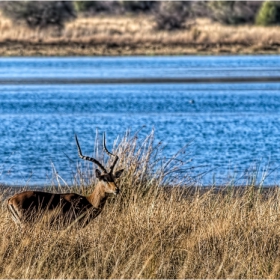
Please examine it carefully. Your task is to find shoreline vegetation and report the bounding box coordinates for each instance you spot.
[1,131,280,278]
[1,1,280,56]
[1,15,280,56]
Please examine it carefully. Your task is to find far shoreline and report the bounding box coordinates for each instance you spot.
[0,42,279,57]
[0,15,279,57]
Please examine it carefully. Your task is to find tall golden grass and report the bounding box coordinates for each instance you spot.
[0,13,280,55]
[1,131,280,278]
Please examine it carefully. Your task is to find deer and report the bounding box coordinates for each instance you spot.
[7,133,124,228]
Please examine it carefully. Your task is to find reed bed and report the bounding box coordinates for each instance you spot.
[0,14,280,55]
[1,131,280,278]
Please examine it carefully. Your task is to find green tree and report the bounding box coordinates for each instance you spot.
[256,1,280,26]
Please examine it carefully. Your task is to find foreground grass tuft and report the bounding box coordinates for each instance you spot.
[1,131,280,278]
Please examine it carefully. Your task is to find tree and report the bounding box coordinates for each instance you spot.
[256,1,280,26]
[154,1,190,31]
[1,1,76,29]
[74,1,118,14]
[121,1,158,13]
[208,1,261,25]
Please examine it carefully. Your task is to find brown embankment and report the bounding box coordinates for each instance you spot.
[0,15,280,56]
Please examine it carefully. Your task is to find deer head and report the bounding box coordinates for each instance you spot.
[75,133,124,195]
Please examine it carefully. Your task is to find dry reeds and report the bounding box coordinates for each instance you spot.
[0,13,279,55]
[1,130,280,278]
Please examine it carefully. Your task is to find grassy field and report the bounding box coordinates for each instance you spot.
[0,14,280,56]
[1,131,280,278]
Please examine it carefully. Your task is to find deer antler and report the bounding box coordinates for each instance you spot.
[75,134,107,173]
[103,133,119,174]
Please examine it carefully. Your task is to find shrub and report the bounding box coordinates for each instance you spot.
[154,1,190,31]
[256,1,280,26]
[74,1,119,15]
[208,1,261,25]
[121,1,158,13]
[0,1,76,29]
[189,1,211,18]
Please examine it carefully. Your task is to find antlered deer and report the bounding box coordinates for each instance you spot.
[7,134,124,227]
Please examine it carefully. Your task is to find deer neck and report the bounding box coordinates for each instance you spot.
[86,182,108,209]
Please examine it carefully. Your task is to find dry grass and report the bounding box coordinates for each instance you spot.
[1,131,280,278]
[0,14,280,55]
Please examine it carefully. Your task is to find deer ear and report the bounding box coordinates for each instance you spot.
[95,169,102,179]
[115,169,124,178]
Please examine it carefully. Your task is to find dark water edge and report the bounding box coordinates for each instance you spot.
[1,76,280,84]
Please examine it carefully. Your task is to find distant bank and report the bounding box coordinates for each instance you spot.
[1,41,279,57]
[0,16,280,56]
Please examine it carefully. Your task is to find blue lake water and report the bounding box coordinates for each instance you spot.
[1,56,280,186]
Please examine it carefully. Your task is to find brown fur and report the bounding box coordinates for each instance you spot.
[7,134,124,228]
[7,170,123,227]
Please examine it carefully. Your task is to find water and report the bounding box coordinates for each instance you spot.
[1,56,280,186]
[2,55,280,79]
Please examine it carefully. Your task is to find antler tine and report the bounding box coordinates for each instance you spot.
[103,132,119,173]
[110,156,119,173]
[75,134,107,173]
[103,132,114,157]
